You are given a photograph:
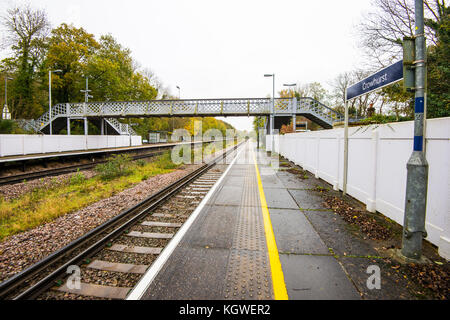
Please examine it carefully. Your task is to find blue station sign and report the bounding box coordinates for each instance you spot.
[346,60,404,101]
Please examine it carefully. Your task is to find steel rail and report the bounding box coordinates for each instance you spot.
[0,140,229,186]
[0,150,165,186]
[0,140,243,300]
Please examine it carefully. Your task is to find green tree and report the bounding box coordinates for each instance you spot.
[426,3,450,118]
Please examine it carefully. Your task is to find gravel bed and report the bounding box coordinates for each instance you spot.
[38,290,109,300]
[0,164,201,283]
[94,249,157,265]
[0,170,97,201]
[79,267,144,288]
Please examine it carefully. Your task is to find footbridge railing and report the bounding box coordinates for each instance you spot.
[29,97,345,134]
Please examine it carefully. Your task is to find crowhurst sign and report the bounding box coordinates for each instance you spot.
[346,60,404,101]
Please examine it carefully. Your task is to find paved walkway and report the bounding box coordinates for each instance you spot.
[134,141,364,300]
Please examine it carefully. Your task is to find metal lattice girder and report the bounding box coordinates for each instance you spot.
[32,97,345,134]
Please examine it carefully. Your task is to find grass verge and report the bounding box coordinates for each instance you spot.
[0,152,179,240]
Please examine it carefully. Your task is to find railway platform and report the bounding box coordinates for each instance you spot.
[0,141,190,164]
[127,141,362,300]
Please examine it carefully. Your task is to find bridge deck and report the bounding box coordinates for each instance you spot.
[129,142,361,300]
[25,97,345,134]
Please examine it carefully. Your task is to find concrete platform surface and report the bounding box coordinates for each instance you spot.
[136,142,363,300]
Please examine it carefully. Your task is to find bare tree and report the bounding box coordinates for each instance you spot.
[2,5,50,63]
[2,4,50,118]
[357,0,445,68]
[329,70,385,117]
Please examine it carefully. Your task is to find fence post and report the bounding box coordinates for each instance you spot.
[334,132,341,191]
[315,136,320,178]
[366,129,379,213]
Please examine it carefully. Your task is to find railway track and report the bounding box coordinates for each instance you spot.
[0,149,166,186]
[0,140,227,186]
[0,141,243,300]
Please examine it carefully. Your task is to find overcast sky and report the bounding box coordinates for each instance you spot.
[1,0,374,131]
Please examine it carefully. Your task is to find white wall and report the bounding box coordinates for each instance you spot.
[0,134,142,157]
[267,117,450,260]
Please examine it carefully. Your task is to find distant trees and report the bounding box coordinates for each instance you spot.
[0,4,234,136]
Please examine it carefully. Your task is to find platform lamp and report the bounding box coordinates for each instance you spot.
[49,69,63,135]
[173,86,181,133]
[283,83,296,97]
[3,76,13,120]
[283,83,297,132]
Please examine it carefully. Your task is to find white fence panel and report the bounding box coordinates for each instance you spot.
[269,117,450,259]
[0,134,142,158]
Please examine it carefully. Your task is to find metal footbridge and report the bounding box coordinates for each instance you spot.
[25,97,344,135]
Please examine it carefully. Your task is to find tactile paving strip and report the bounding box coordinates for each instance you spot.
[224,165,273,300]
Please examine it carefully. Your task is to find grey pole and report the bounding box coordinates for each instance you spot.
[264,74,275,152]
[271,74,275,153]
[49,70,52,135]
[401,0,429,261]
[4,77,7,111]
[283,83,297,131]
[80,76,93,136]
[49,70,62,135]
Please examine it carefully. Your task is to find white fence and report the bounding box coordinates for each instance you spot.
[267,117,450,260]
[0,134,142,157]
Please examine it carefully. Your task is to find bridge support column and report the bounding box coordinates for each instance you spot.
[84,117,88,136]
[292,97,297,133]
[66,103,71,136]
[101,119,105,135]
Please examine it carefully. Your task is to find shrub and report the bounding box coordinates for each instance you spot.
[135,159,146,167]
[70,169,86,185]
[95,154,132,180]
[156,152,178,170]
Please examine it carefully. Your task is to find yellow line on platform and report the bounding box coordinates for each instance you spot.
[252,149,289,300]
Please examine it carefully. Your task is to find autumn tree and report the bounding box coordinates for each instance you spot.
[45,23,99,103]
[358,0,448,119]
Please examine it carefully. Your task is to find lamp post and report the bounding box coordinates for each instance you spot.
[174,86,180,133]
[80,76,93,136]
[400,0,429,262]
[3,76,13,120]
[49,69,62,135]
[264,74,275,152]
[283,83,297,132]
